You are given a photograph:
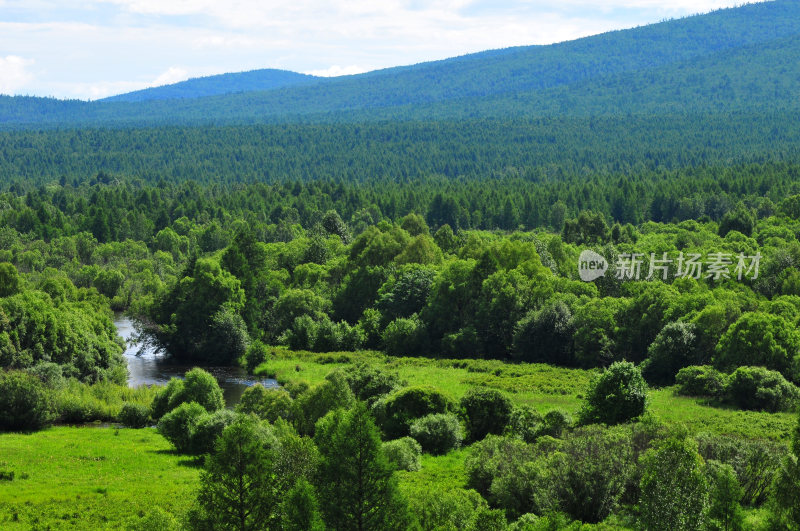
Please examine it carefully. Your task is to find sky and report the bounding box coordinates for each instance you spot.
[0,0,765,100]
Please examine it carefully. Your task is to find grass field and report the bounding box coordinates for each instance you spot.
[0,426,199,530]
[0,349,794,529]
[257,348,797,442]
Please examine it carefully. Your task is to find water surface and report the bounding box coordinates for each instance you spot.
[115,315,278,407]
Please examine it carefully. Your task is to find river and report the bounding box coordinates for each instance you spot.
[114,315,279,407]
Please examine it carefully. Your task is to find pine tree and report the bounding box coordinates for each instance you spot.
[314,402,411,531]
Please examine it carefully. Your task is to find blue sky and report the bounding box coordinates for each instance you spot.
[0,0,764,100]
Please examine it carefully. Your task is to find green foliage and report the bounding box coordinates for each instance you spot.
[695,432,785,507]
[156,401,207,454]
[0,262,21,297]
[382,314,428,356]
[119,402,151,428]
[0,290,125,383]
[378,385,455,438]
[191,409,238,456]
[243,340,270,374]
[641,321,700,385]
[512,300,575,366]
[280,478,325,531]
[192,416,278,530]
[314,402,411,531]
[174,368,225,413]
[294,370,356,435]
[714,312,800,383]
[236,384,294,424]
[706,460,745,531]
[409,488,489,531]
[152,257,248,364]
[675,365,728,399]
[726,366,800,412]
[0,370,53,431]
[342,361,402,406]
[410,413,465,455]
[382,437,422,472]
[579,361,648,426]
[639,436,709,531]
[459,387,513,442]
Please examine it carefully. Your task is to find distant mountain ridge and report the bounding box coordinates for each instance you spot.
[1,0,799,129]
[100,69,320,102]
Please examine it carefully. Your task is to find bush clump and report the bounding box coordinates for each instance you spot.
[382,437,422,471]
[409,413,464,455]
[675,365,728,399]
[459,387,513,442]
[236,384,294,423]
[726,366,800,412]
[0,370,54,432]
[579,361,648,425]
[377,385,454,438]
[157,401,207,453]
[119,402,151,428]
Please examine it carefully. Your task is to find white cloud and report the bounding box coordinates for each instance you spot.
[0,55,35,95]
[304,65,367,77]
[152,66,189,86]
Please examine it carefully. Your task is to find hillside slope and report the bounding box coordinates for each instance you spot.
[101,69,320,102]
[1,0,798,129]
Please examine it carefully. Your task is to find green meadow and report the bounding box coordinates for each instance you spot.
[0,349,795,529]
[0,426,199,529]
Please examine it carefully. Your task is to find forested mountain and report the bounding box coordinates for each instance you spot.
[1,0,799,129]
[101,69,319,103]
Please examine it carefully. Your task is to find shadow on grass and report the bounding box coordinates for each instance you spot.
[150,448,205,468]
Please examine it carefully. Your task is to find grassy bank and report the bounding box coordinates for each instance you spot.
[0,426,199,529]
[255,348,797,442]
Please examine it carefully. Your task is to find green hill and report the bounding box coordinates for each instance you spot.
[1,0,799,129]
[100,69,319,103]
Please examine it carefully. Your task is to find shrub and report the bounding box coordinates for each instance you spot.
[157,401,207,454]
[639,437,709,531]
[191,409,238,455]
[150,378,184,419]
[706,460,745,531]
[172,368,225,413]
[506,405,544,443]
[714,312,800,382]
[410,413,464,455]
[236,384,294,423]
[539,410,571,439]
[512,300,575,365]
[675,365,728,399]
[726,366,800,412]
[695,432,785,506]
[343,362,402,405]
[641,322,700,385]
[465,435,535,499]
[243,340,269,374]
[294,370,355,435]
[119,402,151,428]
[379,385,454,438]
[382,437,422,472]
[459,387,513,442]
[0,370,53,432]
[550,426,635,524]
[27,362,65,389]
[382,314,428,356]
[579,361,648,425]
[409,488,488,531]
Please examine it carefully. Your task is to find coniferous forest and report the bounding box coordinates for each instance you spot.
[3,1,800,530]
